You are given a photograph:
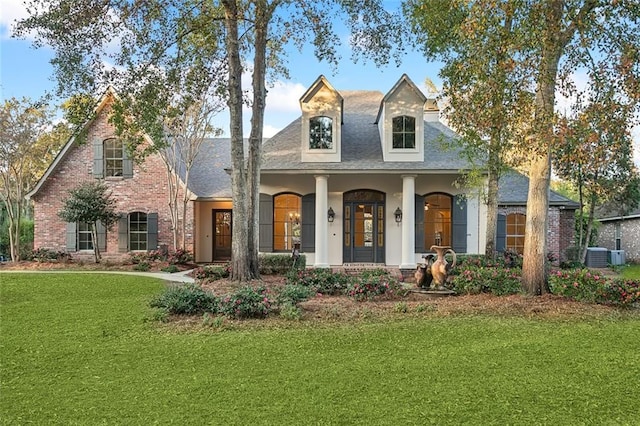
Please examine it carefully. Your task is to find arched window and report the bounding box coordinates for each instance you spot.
[392,115,416,149]
[309,116,333,149]
[129,212,148,251]
[273,193,302,251]
[424,193,452,248]
[506,213,526,254]
[104,138,125,177]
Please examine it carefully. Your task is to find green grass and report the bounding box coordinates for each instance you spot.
[2,273,640,425]
[620,263,640,280]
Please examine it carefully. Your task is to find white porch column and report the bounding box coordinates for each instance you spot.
[314,175,330,268]
[400,174,416,269]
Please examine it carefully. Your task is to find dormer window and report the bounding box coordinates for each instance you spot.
[392,116,416,149]
[309,116,333,150]
[104,138,124,177]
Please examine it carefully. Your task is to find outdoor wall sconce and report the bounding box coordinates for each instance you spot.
[394,207,403,224]
[328,207,335,223]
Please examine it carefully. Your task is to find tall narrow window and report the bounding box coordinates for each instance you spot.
[78,222,93,250]
[309,116,333,149]
[424,193,452,248]
[129,212,148,251]
[506,213,526,254]
[392,116,416,149]
[104,138,124,177]
[615,223,621,250]
[273,193,302,251]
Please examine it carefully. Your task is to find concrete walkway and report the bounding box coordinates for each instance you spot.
[0,268,196,284]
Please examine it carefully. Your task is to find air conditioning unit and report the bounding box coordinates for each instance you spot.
[585,247,607,268]
[608,250,625,266]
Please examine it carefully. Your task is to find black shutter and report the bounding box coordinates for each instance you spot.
[496,213,506,253]
[147,213,158,251]
[452,195,467,253]
[92,138,104,178]
[259,193,273,252]
[66,222,77,251]
[301,194,316,253]
[118,214,129,253]
[414,194,425,252]
[122,147,133,178]
[96,221,107,251]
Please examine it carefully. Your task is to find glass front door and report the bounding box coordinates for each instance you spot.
[213,210,232,261]
[343,190,385,263]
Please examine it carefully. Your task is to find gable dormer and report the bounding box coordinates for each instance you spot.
[300,75,343,162]
[376,74,427,162]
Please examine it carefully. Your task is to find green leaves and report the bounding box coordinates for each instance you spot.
[58,181,119,229]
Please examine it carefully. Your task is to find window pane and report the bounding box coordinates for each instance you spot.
[78,221,93,250]
[104,138,124,177]
[129,212,148,251]
[424,194,452,248]
[273,194,301,251]
[506,213,526,254]
[392,115,416,149]
[309,116,333,150]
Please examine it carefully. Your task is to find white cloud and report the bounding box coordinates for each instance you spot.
[266,80,306,113]
[262,124,282,138]
[0,0,29,39]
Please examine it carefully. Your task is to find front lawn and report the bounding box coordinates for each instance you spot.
[1,273,639,425]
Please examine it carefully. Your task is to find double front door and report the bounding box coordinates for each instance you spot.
[342,190,385,263]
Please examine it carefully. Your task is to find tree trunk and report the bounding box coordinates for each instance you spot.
[246,1,272,279]
[91,222,101,263]
[484,137,501,259]
[223,0,252,282]
[522,155,551,295]
[521,0,565,295]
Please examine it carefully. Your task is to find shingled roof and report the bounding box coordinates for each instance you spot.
[260,90,470,173]
[498,170,579,207]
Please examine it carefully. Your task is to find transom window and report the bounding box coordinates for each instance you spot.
[309,116,333,149]
[507,213,526,254]
[273,193,301,251]
[129,212,148,251]
[78,222,93,250]
[424,193,452,248]
[104,138,124,177]
[392,115,416,149]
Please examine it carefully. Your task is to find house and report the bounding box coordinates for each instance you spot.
[596,206,640,262]
[27,74,578,268]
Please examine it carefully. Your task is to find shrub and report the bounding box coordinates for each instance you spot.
[598,279,640,307]
[29,247,71,263]
[346,268,400,301]
[161,265,180,273]
[168,249,194,265]
[219,286,274,319]
[277,284,313,305]
[548,269,606,303]
[193,264,231,281]
[150,283,219,315]
[133,262,151,271]
[286,268,351,295]
[259,253,306,275]
[451,266,521,296]
[279,302,303,320]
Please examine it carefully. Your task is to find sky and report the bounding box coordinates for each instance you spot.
[0,0,442,138]
[1,0,638,148]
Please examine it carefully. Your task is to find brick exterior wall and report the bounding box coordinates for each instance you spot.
[498,206,575,263]
[31,101,194,261]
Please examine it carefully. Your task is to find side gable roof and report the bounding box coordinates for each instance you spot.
[498,170,580,208]
[26,86,119,200]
